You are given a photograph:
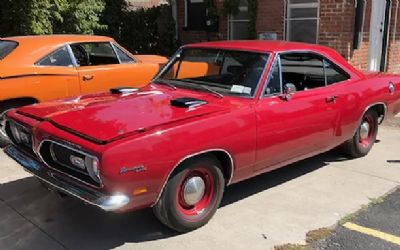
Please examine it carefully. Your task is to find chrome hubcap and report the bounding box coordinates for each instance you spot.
[183,176,206,206]
[359,121,370,140]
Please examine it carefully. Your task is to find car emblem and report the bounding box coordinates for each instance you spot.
[70,155,86,169]
[120,165,146,174]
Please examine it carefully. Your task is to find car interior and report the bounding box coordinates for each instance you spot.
[70,43,120,66]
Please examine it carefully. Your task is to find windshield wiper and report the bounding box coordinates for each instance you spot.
[199,85,224,99]
[155,80,177,90]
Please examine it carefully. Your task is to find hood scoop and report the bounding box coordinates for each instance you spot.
[110,87,139,95]
[170,97,208,108]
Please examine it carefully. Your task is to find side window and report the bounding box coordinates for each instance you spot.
[70,42,119,66]
[324,60,350,85]
[280,53,325,92]
[113,45,134,63]
[264,57,282,95]
[37,46,73,67]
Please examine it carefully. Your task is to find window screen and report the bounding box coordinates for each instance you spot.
[286,0,319,43]
[228,0,250,40]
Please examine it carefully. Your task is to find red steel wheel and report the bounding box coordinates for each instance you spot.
[176,167,215,219]
[342,109,379,158]
[153,155,225,232]
[358,113,376,148]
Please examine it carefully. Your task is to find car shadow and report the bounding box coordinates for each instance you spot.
[0,150,349,249]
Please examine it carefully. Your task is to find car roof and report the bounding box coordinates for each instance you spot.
[184,40,337,54]
[0,35,114,65]
[184,40,362,79]
[5,34,113,45]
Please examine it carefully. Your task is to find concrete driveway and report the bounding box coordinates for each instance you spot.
[1,125,400,250]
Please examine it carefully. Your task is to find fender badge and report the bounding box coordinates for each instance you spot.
[120,165,146,174]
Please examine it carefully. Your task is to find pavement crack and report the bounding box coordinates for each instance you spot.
[0,198,69,250]
[331,165,400,184]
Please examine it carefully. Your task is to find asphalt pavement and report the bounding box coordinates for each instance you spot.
[316,188,400,250]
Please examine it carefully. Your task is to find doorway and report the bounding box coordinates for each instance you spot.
[368,0,391,72]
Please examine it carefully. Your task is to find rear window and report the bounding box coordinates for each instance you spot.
[0,40,18,60]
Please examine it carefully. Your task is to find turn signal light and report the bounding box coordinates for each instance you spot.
[133,187,148,196]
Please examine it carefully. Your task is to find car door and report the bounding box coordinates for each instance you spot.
[254,52,341,171]
[34,45,80,101]
[69,42,156,95]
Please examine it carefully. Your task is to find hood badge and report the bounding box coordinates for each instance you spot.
[120,165,147,174]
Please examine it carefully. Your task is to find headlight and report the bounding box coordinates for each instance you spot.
[85,156,100,183]
[9,122,22,143]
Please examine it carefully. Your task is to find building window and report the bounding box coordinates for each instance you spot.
[184,0,207,31]
[285,0,320,44]
[228,0,250,40]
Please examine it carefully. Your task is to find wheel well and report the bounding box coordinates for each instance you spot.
[367,103,386,123]
[0,97,38,110]
[170,150,234,185]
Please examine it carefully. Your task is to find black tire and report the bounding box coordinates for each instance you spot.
[0,101,35,147]
[342,109,379,158]
[153,155,225,233]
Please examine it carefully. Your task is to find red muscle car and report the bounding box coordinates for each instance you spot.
[3,41,400,232]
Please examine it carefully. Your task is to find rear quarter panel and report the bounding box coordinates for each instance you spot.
[336,73,400,142]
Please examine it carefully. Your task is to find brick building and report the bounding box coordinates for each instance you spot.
[173,0,400,73]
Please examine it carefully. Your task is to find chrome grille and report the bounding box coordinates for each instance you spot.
[39,140,101,188]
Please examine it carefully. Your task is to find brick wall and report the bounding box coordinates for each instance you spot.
[256,0,284,39]
[176,0,400,73]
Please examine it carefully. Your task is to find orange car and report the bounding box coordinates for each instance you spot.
[0,35,167,141]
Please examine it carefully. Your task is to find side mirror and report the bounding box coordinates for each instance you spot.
[280,83,296,101]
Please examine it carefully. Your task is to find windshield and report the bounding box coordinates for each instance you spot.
[155,48,269,97]
[0,40,18,60]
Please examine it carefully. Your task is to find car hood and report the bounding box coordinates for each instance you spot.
[17,86,230,144]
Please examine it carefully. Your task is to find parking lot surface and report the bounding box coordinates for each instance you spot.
[317,188,400,250]
[1,125,400,250]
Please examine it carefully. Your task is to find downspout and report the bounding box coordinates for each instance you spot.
[380,0,392,72]
[171,0,178,39]
[393,0,399,43]
[283,0,287,40]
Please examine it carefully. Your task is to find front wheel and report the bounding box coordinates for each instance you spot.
[342,109,379,158]
[153,156,225,232]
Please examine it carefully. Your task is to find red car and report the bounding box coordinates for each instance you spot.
[4,41,400,232]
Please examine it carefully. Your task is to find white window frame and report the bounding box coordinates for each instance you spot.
[284,0,320,43]
[228,5,250,40]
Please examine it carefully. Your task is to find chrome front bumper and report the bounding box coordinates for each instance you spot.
[4,145,129,211]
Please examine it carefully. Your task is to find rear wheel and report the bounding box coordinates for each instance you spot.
[153,156,225,232]
[342,109,379,158]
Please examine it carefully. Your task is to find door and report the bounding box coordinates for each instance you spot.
[35,45,80,101]
[254,53,340,171]
[368,1,389,71]
[69,42,156,95]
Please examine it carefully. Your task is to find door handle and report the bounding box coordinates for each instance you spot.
[82,75,94,81]
[326,95,337,103]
